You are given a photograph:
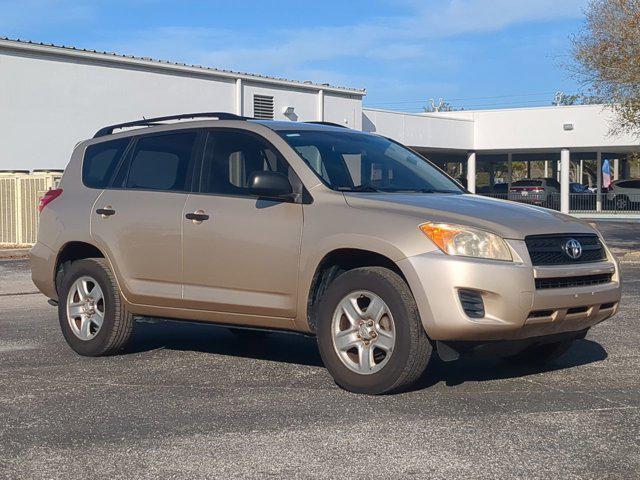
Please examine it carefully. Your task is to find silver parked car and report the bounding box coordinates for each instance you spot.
[509,178,560,208]
[606,179,640,210]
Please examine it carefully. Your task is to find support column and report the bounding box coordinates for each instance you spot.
[560,148,570,214]
[235,78,243,116]
[317,89,325,121]
[467,151,476,193]
[596,151,602,212]
[544,160,549,178]
[579,159,584,184]
[507,153,513,192]
[613,158,619,181]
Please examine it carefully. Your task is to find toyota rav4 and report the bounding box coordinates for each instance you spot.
[31,113,621,394]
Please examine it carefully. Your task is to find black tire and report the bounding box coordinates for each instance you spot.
[316,267,432,395]
[506,339,574,365]
[615,195,629,211]
[58,258,133,356]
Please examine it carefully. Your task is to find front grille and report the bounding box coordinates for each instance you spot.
[525,234,605,266]
[535,273,613,290]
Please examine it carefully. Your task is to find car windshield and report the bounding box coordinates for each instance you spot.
[278,130,463,193]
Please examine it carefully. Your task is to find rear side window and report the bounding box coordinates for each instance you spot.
[82,139,129,188]
[124,132,198,191]
[619,180,640,189]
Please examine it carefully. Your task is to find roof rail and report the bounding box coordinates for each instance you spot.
[304,121,350,129]
[93,112,250,138]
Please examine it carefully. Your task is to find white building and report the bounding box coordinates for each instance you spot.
[0,37,364,171]
[1,37,639,218]
[364,106,639,214]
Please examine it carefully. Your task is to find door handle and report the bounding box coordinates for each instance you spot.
[96,207,116,217]
[185,210,209,224]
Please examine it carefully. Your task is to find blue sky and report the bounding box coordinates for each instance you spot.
[0,0,590,111]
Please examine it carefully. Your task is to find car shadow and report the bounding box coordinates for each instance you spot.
[124,319,325,367]
[410,338,608,391]
[124,320,607,390]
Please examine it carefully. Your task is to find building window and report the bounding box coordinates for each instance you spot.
[253,95,274,120]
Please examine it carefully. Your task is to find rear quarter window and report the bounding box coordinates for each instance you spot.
[82,139,130,189]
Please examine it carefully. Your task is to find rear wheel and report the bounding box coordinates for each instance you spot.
[506,339,574,365]
[58,258,133,356]
[316,267,431,394]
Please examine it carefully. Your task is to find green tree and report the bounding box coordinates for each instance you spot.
[572,0,640,135]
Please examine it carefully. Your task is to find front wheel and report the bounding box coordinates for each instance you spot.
[316,267,432,395]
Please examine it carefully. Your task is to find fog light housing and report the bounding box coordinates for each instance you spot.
[458,289,485,318]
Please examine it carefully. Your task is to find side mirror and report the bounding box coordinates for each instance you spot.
[248,171,294,199]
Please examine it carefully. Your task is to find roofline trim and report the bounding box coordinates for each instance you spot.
[0,37,366,96]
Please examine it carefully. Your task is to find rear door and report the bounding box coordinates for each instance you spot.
[181,129,303,319]
[91,130,201,307]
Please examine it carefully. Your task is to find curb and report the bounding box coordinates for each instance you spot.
[0,248,30,260]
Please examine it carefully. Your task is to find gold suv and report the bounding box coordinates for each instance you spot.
[31,113,621,394]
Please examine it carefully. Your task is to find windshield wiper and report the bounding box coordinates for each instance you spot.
[336,185,382,193]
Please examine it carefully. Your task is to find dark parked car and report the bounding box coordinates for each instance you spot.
[569,182,596,210]
[477,182,508,196]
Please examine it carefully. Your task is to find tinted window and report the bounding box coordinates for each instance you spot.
[620,179,640,189]
[124,132,197,191]
[545,178,561,189]
[200,131,291,196]
[82,139,129,188]
[279,130,462,193]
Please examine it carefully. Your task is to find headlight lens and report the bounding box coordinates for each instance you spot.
[419,222,512,261]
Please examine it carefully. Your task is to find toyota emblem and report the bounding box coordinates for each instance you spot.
[563,238,582,260]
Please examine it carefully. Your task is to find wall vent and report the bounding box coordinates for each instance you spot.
[253,95,274,120]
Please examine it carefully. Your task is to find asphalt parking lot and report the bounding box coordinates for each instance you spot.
[1,222,639,479]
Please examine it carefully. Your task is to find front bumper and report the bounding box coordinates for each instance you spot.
[397,240,621,342]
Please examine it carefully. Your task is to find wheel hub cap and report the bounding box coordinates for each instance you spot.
[66,276,105,341]
[331,290,396,375]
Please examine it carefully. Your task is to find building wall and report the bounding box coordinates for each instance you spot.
[0,46,363,171]
[324,93,363,130]
[362,108,474,151]
[427,105,639,151]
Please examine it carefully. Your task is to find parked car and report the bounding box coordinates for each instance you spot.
[477,182,508,196]
[509,178,560,208]
[569,182,596,210]
[606,179,640,210]
[31,113,621,394]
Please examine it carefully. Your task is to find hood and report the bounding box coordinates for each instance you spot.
[343,193,595,240]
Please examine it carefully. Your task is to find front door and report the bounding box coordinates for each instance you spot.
[91,130,200,307]
[182,129,303,319]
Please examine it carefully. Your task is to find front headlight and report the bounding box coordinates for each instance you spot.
[419,222,512,261]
